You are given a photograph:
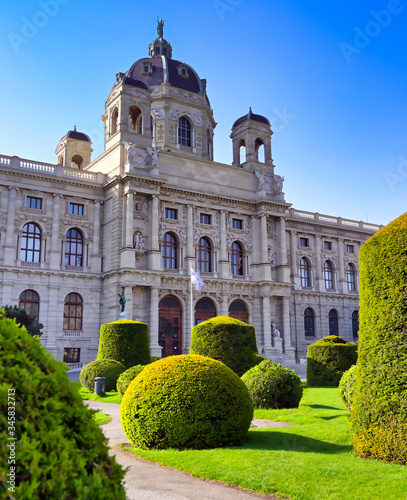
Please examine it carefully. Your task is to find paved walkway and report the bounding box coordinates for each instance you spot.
[86,401,282,500]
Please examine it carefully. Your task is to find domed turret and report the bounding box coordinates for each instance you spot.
[55,126,93,168]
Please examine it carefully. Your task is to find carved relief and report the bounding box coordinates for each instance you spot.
[151,107,164,119]
[133,231,145,251]
[243,236,252,250]
[268,248,276,266]
[125,144,149,170]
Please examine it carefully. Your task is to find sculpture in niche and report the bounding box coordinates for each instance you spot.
[147,147,161,168]
[271,322,281,339]
[268,248,276,265]
[133,231,145,251]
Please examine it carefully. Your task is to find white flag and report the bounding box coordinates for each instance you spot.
[191,267,205,291]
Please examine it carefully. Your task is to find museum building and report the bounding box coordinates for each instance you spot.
[0,25,381,368]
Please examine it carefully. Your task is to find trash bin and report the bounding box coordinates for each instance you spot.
[94,377,105,395]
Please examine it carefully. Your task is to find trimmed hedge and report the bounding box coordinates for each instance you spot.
[339,364,356,411]
[121,355,253,449]
[80,359,125,392]
[97,320,150,369]
[307,335,357,387]
[351,212,407,465]
[242,360,303,409]
[190,316,258,376]
[117,365,145,396]
[0,312,126,498]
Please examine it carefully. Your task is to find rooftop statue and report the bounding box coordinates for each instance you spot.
[157,18,165,38]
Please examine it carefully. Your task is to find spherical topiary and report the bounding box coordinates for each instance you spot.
[307,335,358,387]
[121,355,254,450]
[351,212,407,465]
[97,320,150,369]
[242,360,303,409]
[0,312,126,498]
[190,316,258,376]
[339,364,357,411]
[80,359,125,392]
[117,365,145,396]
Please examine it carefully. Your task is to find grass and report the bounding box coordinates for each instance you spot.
[74,383,123,404]
[92,410,112,425]
[124,388,407,500]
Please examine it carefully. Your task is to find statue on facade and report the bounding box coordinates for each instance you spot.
[255,170,272,195]
[157,18,165,38]
[133,231,145,251]
[118,293,127,313]
[147,146,161,168]
[271,322,281,339]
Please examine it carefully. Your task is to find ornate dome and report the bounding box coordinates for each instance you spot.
[232,108,270,129]
[60,126,91,143]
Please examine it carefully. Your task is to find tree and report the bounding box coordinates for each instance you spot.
[1,305,44,337]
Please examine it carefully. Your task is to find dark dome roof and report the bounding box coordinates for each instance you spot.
[60,127,91,143]
[232,108,270,129]
[126,56,204,95]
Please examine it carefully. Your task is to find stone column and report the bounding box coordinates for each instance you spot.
[338,238,345,293]
[219,210,229,277]
[149,287,162,357]
[281,296,295,359]
[186,287,194,352]
[276,217,289,282]
[314,235,322,291]
[290,231,297,279]
[4,187,17,266]
[147,195,161,270]
[262,296,273,356]
[49,194,61,268]
[260,215,268,264]
[123,286,133,320]
[125,192,134,247]
[92,200,101,255]
[185,205,194,272]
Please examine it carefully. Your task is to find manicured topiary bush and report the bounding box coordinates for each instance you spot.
[351,212,407,465]
[80,359,125,392]
[117,364,145,396]
[121,355,253,449]
[339,364,356,411]
[0,312,126,498]
[242,360,303,409]
[190,316,258,376]
[150,356,161,363]
[97,319,150,369]
[307,335,357,387]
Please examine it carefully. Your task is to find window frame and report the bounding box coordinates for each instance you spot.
[304,307,315,337]
[63,347,81,364]
[323,260,334,289]
[69,203,84,216]
[21,222,41,263]
[347,263,356,291]
[19,289,40,325]
[65,228,84,267]
[231,241,244,275]
[200,213,212,225]
[329,309,339,336]
[232,218,243,230]
[178,117,191,147]
[26,196,42,210]
[165,208,178,220]
[300,257,311,287]
[162,232,178,269]
[300,237,309,247]
[197,237,212,273]
[63,293,83,331]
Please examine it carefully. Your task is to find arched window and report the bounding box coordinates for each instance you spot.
[57,155,64,165]
[329,309,339,336]
[21,223,41,263]
[19,290,40,325]
[159,295,182,357]
[300,257,311,287]
[231,241,244,275]
[71,154,83,169]
[162,232,178,269]
[178,117,191,147]
[324,260,334,289]
[111,107,118,134]
[347,263,356,291]
[197,237,212,273]
[255,138,265,163]
[65,229,84,267]
[352,311,359,338]
[304,307,315,337]
[195,298,216,325]
[64,293,83,330]
[129,106,142,133]
[229,300,249,323]
[238,139,246,165]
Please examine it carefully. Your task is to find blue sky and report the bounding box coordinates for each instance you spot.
[0,0,406,226]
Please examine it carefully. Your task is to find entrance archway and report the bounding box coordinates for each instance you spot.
[229,300,249,323]
[159,295,182,357]
[195,297,216,325]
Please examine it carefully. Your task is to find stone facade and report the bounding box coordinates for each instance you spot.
[0,29,381,369]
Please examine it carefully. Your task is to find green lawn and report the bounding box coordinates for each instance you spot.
[125,388,407,500]
[92,410,112,425]
[75,383,123,404]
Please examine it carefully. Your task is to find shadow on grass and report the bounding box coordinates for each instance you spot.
[308,404,346,411]
[243,429,352,454]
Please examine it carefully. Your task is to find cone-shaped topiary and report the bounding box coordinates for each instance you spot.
[0,312,126,498]
[307,335,357,387]
[190,316,258,376]
[80,359,125,392]
[242,359,303,409]
[121,355,254,449]
[117,364,145,396]
[97,320,150,369]
[339,364,356,411]
[351,212,407,465]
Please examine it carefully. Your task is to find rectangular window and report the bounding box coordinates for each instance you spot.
[232,219,243,230]
[69,203,84,215]
[200,214,212,224]
[300,237,309,247]
[347,244,355,253]
[165,208,178,220]
[26,196,42,209]
[324,241,332,251]
[63,347,80,364]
